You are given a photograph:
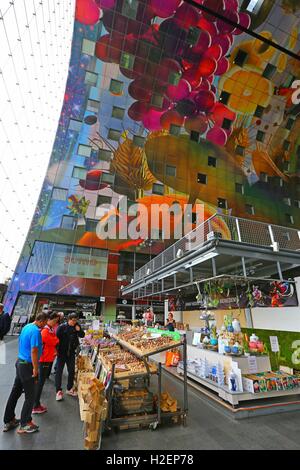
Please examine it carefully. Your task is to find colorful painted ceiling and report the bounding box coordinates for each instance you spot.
[4,0,300,313]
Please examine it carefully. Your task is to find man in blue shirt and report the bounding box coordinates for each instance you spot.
[3,312,48,434]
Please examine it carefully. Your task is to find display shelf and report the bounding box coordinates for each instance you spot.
[187,345,272,375]
[104,333,188,431]
[98,353,157,381]
[177,365,300,406]
[112,335,183,358]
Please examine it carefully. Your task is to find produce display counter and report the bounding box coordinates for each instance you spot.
[177,345,300,407]
[88,329,189,432]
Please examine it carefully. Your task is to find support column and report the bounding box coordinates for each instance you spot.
[245,308,253,328]
[132,300,136,320]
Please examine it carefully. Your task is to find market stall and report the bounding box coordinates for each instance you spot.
[175,313,300,408]
[76,325,188,448]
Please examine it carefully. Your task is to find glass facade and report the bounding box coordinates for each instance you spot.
[4,0,300,319]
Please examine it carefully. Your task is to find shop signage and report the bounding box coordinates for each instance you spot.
[269,336,280,353]
[248,356,258,374]
[170,280,298,311]
[92,319,100,330]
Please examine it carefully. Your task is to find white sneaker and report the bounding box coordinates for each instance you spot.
[66,389,77,397]
[56,391,64,401]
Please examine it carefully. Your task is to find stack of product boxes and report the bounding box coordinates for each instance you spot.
[242,371,299,394]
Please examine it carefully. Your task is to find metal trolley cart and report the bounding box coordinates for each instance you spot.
[101,333,188,432]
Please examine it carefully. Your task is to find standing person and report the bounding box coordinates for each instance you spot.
[47,311,64,378]
[165,312,176,332]
[32,312,60,414]
[3,313,48,434]
[0,303,12,341]
[55,313,84,401]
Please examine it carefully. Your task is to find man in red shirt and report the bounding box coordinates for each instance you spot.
[32,312,59,414]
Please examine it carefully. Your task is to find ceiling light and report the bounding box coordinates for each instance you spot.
[157,270,178,281]
[185,252,218,269]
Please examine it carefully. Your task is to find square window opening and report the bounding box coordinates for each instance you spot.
[197,173,207,184]
[109,79,124,95]
[233,49,248,67]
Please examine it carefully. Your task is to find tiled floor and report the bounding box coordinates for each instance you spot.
[1,338,300,450]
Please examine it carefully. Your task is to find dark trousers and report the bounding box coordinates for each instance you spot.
[34,362,52,407]
[55,355,75,392]
[4,360,36,427]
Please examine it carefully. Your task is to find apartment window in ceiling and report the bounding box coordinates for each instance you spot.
[256,130,266,143]
[133,135,146,148]
[78,144,92,158]
[273,176,283,187]
[286,118,295,131]
[85,71,98,86]
[87,99,100,113]
[68,118,82,132]
[286,214,294,225]
[97,195,112,206]
[98,149,112,162]
[112,106,125,120]
[152,183,164,195]
[72,167,87,179]
[101,173,115,184]
[122,0,138,19]
[283,161,290,172]
[222,118,232,130]
[260,172,268,183]
[109,79,124,95]
[190,130,200,143]
[283,140,290,151]
[108,128,121,142]
[294,200,300,209]
[86,219,98,232]
[262,63,277,80]
[235,145,245,156]
[52,188,68,201]
[170,124,181,136]
[218,198,227,209]
[233,49,248,67]
[286,74,296,88]
[186,26,201,46]
[245,204,255,215]
[61,216,76,230]
[197,173,207,184]
[245,0,264,14]
[235,183,244,194]
[254,105,265,118]
[219,91,230,105]
[120,52,135,70]
[283,197,291,206]
[81,38,95,56]
[166,165,176,177]
[151,94,164,108]
[149,46,161,64]
[168,71,181,86]
[208,156,217,168]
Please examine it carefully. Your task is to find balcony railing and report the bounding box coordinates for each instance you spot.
[133,214,300,282]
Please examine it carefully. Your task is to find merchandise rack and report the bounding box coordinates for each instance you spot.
[102,333,188,431]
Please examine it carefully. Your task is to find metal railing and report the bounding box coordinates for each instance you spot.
[133,214,300,282]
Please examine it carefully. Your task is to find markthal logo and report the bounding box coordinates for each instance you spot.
[291,80,300,105]
[96,198,205,248]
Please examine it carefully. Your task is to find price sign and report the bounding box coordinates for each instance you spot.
[92,319,100,331]
[248,356,258,374]
[269,336,280,353]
